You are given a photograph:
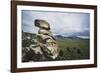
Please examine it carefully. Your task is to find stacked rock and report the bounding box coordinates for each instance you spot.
[34,19,59,59]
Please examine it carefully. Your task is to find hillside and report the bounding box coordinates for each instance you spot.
[22,32,90,61]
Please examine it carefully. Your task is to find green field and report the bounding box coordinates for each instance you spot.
[56,38,90,60]
[22,32,90,61]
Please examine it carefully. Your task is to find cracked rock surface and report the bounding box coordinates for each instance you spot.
[22,19,59,62]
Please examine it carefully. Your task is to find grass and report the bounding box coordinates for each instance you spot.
[56,38,90,60]
[22,32,90,61]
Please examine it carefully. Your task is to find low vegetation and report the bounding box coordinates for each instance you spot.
[22,32,90,62]
[56,39,90,60]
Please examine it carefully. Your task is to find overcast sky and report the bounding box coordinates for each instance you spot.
[22,10,90,37]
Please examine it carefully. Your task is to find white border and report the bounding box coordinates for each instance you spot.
[17,5,94,68]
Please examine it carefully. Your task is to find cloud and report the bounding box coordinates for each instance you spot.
[22,10,90,36]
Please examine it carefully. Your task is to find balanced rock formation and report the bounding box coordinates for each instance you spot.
[34,19,59,59]
[22,19,60,62]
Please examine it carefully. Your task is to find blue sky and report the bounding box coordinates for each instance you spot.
[22,10,90,37]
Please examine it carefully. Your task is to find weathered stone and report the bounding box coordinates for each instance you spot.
[29,44,43,54]
[35,19,50,30]
[38,29,52,36]
[44,38,59,59]
[34,19,59,59]
[37,34,53,41]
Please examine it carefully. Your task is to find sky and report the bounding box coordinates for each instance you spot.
[22,10,90,37]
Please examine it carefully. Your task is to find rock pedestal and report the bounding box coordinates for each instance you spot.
[22,19,60,62]
[34,19,59,59]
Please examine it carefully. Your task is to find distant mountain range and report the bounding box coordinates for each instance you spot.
[54,35,89,40]
[22,32,89,40]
